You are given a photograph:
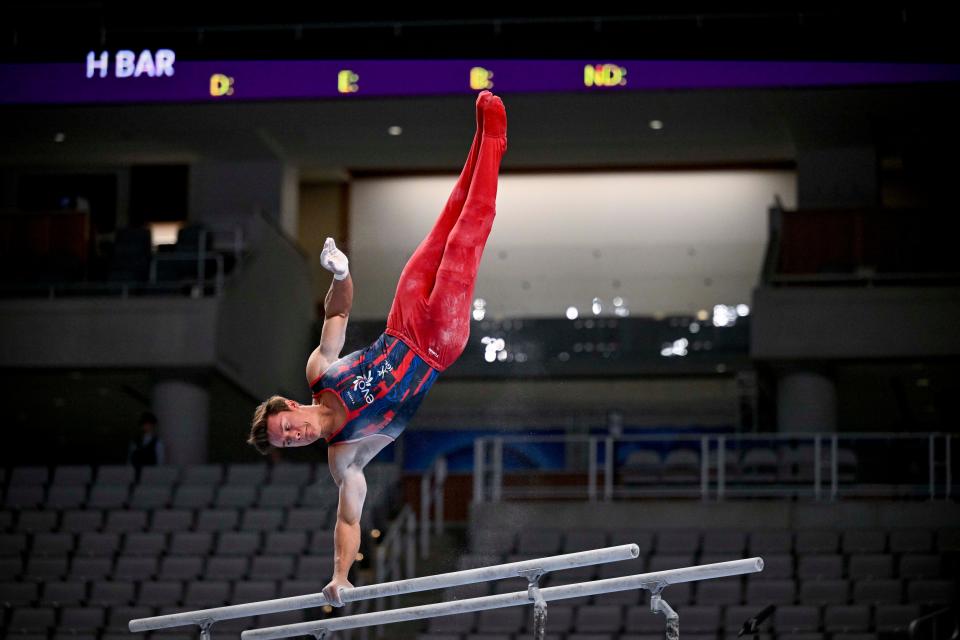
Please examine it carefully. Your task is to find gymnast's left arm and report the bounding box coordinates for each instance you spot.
[323,459,365,606]
[306,238,353,381]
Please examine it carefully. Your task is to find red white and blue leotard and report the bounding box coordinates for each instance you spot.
[310,333,440,445]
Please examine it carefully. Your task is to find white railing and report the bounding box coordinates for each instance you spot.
[1,226,243,299]
[420,456,447,557]
[129,544,640,639]
[473,432,956,503]
[149,252,225,296]
[373,503,417,629]
[208,224,246,269]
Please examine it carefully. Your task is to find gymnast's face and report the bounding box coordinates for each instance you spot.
[266,401,321,448]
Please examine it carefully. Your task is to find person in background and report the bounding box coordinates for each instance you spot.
[129,410,165,472]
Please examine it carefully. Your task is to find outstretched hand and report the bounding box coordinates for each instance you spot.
[322,575,354,607]
[320,237,350,280]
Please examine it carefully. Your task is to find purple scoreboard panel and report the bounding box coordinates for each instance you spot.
[1,53,958,105]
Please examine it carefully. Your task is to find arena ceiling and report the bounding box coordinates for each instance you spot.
[1,7,957,176]
[1,84,957,178]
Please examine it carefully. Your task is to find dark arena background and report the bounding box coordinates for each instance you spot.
[1,5,959,640]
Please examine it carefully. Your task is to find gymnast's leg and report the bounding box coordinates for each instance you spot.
[424,94,508,368]
[390,91,493,301]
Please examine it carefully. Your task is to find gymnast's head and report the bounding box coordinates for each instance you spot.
[248,395,322,454]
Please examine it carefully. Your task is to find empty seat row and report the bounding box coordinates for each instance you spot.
[1,578,326,608]
[2,553,337,582]
[470,528,958,555]
[620,445,858,465]
[619,447,858,480]
[3,604,311,635]
[1,530,338,559]
[1,464,326,488]
[0,602,934,639]
[419,635,718,640]
[748,554,949,581]
[3,483,340,511]
[443,574,954,607]
[471,551,948,583]
[425,603,926,636]
[417,632,886,640]
[2,507,332,535]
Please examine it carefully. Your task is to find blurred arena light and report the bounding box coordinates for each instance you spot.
[149,222,181,247]
[660,338,689,357]
[712,304,738,327]
[612,296,629,317]
[481,336,506,363]
[472,298,486,321]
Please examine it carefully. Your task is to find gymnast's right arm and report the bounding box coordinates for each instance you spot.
[306,238,353,382]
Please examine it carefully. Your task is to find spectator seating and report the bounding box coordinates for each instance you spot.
[1,462,399,639]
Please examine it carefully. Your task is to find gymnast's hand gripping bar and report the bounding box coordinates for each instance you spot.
[243,557,765,640]
[128,543,640,633]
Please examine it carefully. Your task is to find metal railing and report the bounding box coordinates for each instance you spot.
[373,504,417,636]
[909,606,959,640]
[1,225,242,299]
[149,252,225,296]
[420,456,447,558]
[473,432,956,503]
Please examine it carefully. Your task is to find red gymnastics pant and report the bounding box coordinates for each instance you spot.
[385,94,507,372]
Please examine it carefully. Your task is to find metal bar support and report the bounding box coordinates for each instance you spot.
[651,592,678,640]
[830,434,839,501]
[588,437,598,502]
[473,439,485,504]
[814,435,822,501]
[700,436,709,501]
[947,434,953,500]
[492,437,503,503]
[717,436,726,501]
[604,437,613,501]
[520,568,548,640]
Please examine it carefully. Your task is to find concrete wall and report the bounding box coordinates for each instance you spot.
[215,213,314,401]
[0,297,218,367]
[797,146,878,209]
[413,377,739,429]
[299,183,346,302]
[189,159,299,237]
[751,286,960,360]
[0,212,313,403]
[349,170,797,320]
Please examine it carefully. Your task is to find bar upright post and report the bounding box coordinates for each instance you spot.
[603,437,613,502]
[473,439,485,504]
[651,592,678,640]
[588,437,598,502]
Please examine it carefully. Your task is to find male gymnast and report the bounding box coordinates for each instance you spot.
[247,90,507,606]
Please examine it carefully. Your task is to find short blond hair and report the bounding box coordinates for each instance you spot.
[248,395,290,455]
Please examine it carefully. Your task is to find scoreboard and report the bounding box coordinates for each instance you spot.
[1,52,958,105]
